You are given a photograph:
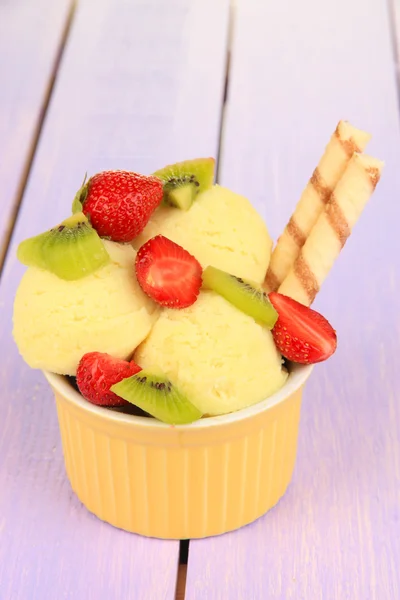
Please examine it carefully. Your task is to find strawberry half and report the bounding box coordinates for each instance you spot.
[73,170,163,243]
[135,235,202,308]
[268,292,337,364]
[76,352,142,406]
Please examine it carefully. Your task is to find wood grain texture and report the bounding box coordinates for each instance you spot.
[186,0,400,598]
[0,0,229,598]
[0,0,73,270]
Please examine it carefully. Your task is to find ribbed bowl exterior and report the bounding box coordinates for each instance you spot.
[47,369,310,540]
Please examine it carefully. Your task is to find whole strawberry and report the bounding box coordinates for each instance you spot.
[73,170,163,243]
[76,352,142,406]
[269,292,337,364]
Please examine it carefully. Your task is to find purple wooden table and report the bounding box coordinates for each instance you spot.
[0,0,399,598]
[0,0,73,269]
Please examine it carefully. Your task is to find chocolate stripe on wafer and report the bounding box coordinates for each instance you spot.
[293,253,320,304]
[278,152,383,306]
[264,269,280,292]
[264,121,371,293]
[334,123,362,156]
[366,167,381,189]
[310,168,332,204]
[325,194,351,248]
[286,216,307,246]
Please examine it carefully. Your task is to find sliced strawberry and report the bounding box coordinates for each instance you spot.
[74,170,163,243]
[268,292,337,364]
[135,235,202,308]
[76,352,142,406]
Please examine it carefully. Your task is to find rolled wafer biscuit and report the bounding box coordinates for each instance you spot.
[264,121,371,292]
[278,153,383,306]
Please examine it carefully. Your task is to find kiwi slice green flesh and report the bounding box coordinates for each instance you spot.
[17,212,110,280]
[202,266,278,329]
[111,370,203,425]
[153,158,215,210]
[72,173,89,214]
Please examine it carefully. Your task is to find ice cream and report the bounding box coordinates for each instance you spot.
[13,241,159,375]
[133,185,273,283]
[134,290,288,415]
[12,151,357,424]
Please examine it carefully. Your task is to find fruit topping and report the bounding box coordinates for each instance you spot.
[111,369,203,424]
[73,170,163,242]
[202,265,278,329]
[135,235,202,308]
[153,158,215,210]
[76,352,142,407]
[268,292,337,364]
[17,212,110,280]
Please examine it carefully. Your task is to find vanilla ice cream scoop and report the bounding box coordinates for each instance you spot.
[133,185,272,283]
[13,241,159,375]
[134,291,287,415]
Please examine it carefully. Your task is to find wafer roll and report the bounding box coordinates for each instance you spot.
[264,121,371,292]
[278,153,383,305]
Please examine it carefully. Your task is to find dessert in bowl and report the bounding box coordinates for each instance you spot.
[13,121,382,538]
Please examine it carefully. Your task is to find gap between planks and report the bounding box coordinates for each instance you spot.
[216,0,235,183]
[175,540,189,599]
[0,0,77,273]
[175,565,188,600]
[387,0,400,111]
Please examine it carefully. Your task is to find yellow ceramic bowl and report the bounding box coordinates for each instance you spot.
[44,364,313,539]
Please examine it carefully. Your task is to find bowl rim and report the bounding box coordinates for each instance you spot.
[44,364,313,431]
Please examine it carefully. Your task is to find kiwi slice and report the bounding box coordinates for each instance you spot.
[202,266,278,329]
[111,370,203,425]
[153,158,215,210]
[72,173,88,214]
[17,212,110,280]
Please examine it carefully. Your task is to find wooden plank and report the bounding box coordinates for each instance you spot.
[0,0,229,598]
[186,0,400,598]
[0,0,73,269]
